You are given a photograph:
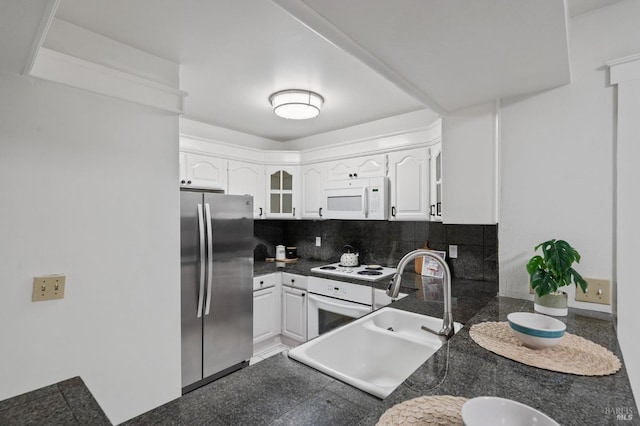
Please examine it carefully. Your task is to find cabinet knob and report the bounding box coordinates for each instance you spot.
[260,281,264,286]
[348,173,353,178]
[291,279,295,283]
[353,173,358,178]
[187,180,192,184]
[181,180,186,184]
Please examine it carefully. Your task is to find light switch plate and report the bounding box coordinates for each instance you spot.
[449,245,458,258]
[575,277,611,305]
[32,275,66,301]
[315,237,321,247]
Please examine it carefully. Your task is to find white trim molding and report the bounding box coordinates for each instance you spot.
[30,48,187,114]
[607,53,640,85]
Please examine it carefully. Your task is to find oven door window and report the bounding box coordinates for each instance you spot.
[318,308,355,335]
[308,293,371,339]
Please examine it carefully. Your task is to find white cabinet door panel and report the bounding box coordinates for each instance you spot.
[229,160,265,219]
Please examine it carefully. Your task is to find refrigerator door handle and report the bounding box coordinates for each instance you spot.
[204,203,214,316]
[196,204,206,318]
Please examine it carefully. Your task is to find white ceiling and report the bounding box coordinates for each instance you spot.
[53,0,424,142]
[0,0,625,142]
[0,0,55,74]
[286,0,572,112]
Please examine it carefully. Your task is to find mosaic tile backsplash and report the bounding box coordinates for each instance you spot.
[254,220,498,282]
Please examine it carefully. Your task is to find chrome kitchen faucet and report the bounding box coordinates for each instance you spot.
[387,249,455,340]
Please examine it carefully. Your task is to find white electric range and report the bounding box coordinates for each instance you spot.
[310,263,397,282]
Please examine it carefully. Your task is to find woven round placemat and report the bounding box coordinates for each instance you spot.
[469,321,621,376]
[376,395,468,426]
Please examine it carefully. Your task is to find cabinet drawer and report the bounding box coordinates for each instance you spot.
[281,273,307,290]
[253,273,276,291]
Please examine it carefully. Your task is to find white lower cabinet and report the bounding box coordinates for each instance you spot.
[281,274,308,343]
[253,287,280,344]
[281,286,307,342]
[252,274,280,345]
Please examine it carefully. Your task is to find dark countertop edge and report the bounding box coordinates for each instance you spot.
[0,376,111,426]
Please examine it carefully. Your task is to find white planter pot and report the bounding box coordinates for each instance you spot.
[534,292,568,317]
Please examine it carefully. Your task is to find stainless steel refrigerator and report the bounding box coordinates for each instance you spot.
[180,189,253,394]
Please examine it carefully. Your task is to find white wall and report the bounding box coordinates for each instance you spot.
[0,71,181,424]
[499,0,640,398]
[442,102,498,224]
[613,58,640,411]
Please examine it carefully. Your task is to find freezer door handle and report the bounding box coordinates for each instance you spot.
[196,204,206,318]
[204,203,214,316]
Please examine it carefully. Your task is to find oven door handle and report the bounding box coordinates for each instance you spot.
[308,293,371,315]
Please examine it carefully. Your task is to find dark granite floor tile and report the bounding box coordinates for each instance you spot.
[270,388,369,426]
[58,377,110,426]
[0,391,77,426]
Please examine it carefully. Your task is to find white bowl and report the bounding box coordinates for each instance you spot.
[461,396,560,426]
[507,312,566,349]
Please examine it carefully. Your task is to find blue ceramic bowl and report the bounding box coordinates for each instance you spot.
[507,312,566,349]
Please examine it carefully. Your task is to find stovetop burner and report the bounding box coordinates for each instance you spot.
[310,262,397,282]
[357,270,383,276]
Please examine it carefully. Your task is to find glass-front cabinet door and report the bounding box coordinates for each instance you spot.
[266,166,299,218]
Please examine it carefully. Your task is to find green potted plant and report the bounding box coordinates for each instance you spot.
[526,239,588,316]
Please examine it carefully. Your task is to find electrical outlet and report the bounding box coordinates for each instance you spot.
[575,277,611,305]
[449,245,458,259]
[32,275,66,301]
[315,237,321,247]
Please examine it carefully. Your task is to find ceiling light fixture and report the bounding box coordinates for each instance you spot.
[269,89,324,120]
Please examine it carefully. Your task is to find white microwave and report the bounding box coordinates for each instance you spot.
[324,177,389,220]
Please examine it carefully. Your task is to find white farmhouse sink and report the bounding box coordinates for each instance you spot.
[288,307,462,398]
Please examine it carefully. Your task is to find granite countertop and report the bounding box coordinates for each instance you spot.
[123,295,638,426]
[0,377,110,426]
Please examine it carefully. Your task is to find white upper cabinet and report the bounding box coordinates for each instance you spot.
[387,148,430,221]
[180,152,227,191]
[301,164,326,219]
[429,143,443,221]
[266,165,300,219]
[325,155,386,181]
[228,160,266,219]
